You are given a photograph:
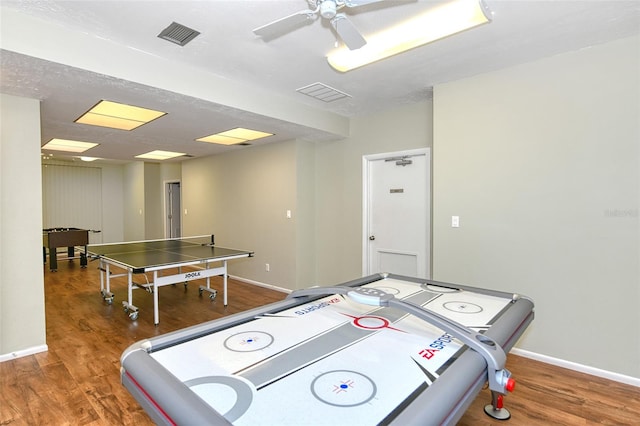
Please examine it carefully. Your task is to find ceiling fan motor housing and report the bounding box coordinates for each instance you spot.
[320,0,338,19]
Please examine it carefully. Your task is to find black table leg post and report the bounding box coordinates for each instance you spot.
[49,246,58,271]
[81,246,87,268]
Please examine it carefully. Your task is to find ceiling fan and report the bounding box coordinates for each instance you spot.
[253,0,386,50]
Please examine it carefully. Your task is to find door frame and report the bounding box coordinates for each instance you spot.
[362,147,431,277]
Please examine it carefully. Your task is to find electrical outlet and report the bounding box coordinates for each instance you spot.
[265,263,270,272]
[452,216,460,228]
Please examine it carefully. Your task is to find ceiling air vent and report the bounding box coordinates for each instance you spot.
[296,82,351,103]
[158,22,200,46]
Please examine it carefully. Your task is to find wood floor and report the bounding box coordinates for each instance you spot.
[1,259,639,425]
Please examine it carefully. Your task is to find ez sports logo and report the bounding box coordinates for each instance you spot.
[418,333,454,360]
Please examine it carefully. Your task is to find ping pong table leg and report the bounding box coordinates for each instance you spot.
[198,263,218,301]
[99,261,114,304]
[223,260,228,306]
[122,271,139,321]
[153,271,160,326]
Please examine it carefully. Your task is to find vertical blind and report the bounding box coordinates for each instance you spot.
[42,164,103,244]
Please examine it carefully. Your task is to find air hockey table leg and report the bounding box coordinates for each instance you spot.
[484,389,513,420]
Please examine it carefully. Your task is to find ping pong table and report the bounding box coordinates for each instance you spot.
[86,236,253,325]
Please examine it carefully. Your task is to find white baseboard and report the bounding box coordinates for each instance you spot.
[0,344,48,363]
[510,348,640,388]
[229,275,292,294]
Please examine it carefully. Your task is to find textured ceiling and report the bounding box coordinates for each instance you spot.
[1,0,639,163]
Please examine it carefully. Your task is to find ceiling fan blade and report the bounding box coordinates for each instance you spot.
[253,10,317,39]
[331,14,366,50]
[343,0,386,7]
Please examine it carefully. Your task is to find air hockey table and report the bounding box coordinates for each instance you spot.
[120,273,534,425]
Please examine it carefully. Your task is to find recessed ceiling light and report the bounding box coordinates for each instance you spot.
[79,156,99,162]
[75,100,167,131]
[42,138,99,153]
[327,0,492,72]
[219,128,273,141]
[196,127,274,145]
[196,134,244,145]
[135,150,186,160]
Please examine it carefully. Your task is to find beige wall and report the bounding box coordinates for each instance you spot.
[0,94,46,357]
[295,140,317,287]
[143,163,162,240]
[432,36,639,377]
[123,162,176,241]
[182,140,299,288]
[100,164,124,243]
[123,162,145,241]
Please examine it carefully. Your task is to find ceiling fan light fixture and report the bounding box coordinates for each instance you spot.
[327,0,492,72]
[320,0,337,19]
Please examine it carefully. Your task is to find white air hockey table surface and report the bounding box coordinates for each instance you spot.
[120,273,534,425]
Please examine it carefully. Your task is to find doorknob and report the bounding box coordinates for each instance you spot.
[369,235,375,241]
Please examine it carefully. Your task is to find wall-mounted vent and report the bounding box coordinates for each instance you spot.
[296,82,351,103]
[158,22,200,46]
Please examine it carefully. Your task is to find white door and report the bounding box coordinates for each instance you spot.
[364,149,430,278]
[165,181,181,238]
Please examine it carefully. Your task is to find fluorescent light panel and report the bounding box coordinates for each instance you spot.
[196,127,273,145]
[327,0,492,72]
[197,134,244,145]
[75,100,166,131]
[42,138,99,153]
[135,150,186,160]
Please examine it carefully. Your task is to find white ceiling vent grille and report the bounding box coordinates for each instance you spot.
[158,22,200,46]
[296,82,351,103]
